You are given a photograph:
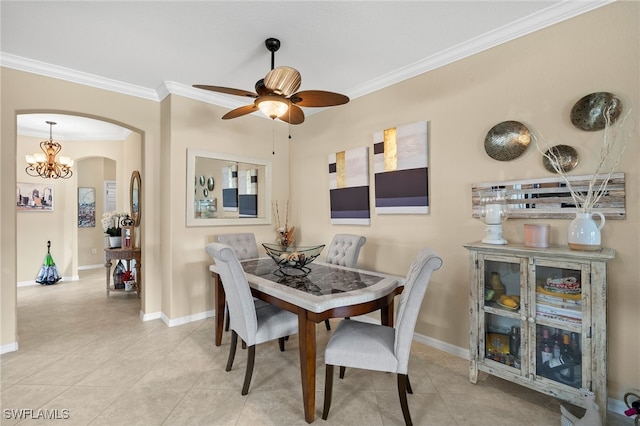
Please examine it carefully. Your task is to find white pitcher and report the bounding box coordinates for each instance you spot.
[567,212,605,251]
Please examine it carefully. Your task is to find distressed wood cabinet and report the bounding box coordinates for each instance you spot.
[464,242,614,424]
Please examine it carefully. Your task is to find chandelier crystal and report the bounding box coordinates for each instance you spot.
[25,121,74,179]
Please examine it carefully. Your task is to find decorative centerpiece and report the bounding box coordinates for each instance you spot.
[102,211,128,248]
[535,100,635,250]
[262,243,325,277]
[273,200,295,247]
[122,270,135,292]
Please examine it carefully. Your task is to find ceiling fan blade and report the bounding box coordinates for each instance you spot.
[278,104,305,125]
[290,90,349,107]
[222,104,259,120]
[193,85,258,99]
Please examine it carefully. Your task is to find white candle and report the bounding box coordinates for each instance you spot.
[485,204,503,224]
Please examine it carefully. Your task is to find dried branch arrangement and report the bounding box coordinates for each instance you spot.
[534,107,635,213]
[273,200,295,246]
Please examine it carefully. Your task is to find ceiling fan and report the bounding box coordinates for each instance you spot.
[193,38,349,125]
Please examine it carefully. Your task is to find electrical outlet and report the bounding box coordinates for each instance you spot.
[91,248,97,255]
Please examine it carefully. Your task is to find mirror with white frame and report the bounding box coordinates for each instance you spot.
[186,148,272,226]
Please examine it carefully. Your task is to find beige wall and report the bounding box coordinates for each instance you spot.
[1,70,164,344]
[289,1,639,402]
[162,95,291,320]
[1,0,637,404]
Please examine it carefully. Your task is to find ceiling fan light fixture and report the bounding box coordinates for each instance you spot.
[256,95,289,119]
[193,37,348,125]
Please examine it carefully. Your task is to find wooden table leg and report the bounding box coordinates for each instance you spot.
[135,259,142,299]
[105,259,112,296]
[213,273,225,347]
[298,310,316,423]
[380,298,395,327]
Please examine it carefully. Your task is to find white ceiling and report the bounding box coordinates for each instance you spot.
[2,1,612,140]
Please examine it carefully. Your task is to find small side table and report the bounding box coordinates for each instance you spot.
[105,247,141,298]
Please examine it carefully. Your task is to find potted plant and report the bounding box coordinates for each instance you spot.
[122,270,135,291]
[102,211,126,248]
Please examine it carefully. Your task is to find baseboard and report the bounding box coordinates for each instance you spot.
[161,310,215,327]
[140,311,162,321]
[17,275,78,287]
[0,342,19,354]
[412,332,470,359]
[607,397,631,418]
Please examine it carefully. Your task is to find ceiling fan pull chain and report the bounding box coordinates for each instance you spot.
[272,126,276,155]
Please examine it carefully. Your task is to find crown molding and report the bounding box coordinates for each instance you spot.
[0,0,614,107]
[0,52,160,101]
[161,81,244,110]
[349,0,615,99]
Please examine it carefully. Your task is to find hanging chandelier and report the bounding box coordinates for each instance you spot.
[25,121,74,179]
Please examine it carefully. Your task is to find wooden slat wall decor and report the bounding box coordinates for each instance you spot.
[471,172,625,219]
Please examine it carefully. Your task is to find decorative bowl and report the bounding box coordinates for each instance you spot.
[262,243,325,276]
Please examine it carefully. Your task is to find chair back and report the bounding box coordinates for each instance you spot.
[217,233,259,260]
[326,234,366,267]
[206,243,258,345]
[393,248,443,374]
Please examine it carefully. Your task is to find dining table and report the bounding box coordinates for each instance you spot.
[209,257,405,423]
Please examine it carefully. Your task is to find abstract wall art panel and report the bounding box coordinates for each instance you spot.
[373,121,429,214]
[222,164,238,211]
[328,146,370,225]
[238,168,258,217]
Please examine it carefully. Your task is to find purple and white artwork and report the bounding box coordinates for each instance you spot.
[328,146,370,225]
[373,121,429,215]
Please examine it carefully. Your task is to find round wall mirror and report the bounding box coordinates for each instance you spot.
[130,170,141,227]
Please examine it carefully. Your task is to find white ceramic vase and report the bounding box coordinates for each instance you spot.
[109,236,122,248]
[567,212,605,251]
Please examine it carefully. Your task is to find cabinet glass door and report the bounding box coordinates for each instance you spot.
[481,258,523,370]
[532,262,586,389]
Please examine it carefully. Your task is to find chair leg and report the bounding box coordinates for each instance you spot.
[226,330,238,371]
[397,374,413,426]
[325,319,331,330]
[241,345,256,395]
[241,340,247,350]
[406,374,413,394]
[224,303,230,332]
[339,366,346,379]
[322,364,334,420]
[278,337,286,352]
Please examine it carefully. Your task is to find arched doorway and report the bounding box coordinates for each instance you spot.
[15,112,143,318]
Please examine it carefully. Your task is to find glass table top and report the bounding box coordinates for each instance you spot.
[241,258,385,297]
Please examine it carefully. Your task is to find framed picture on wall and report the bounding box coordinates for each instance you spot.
[78,187,96,227]
[16,182,54,211]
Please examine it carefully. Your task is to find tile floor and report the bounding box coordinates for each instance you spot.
[1,268,632,425]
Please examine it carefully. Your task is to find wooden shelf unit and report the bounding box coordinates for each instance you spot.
[464,242,614,425]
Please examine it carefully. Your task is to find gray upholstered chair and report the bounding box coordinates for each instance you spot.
[322,248,443,426]
[217,233,259,260]
[325,234,366,267]
[324,234,367,329]
[217,233,266,331]
[206,243,299,395]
